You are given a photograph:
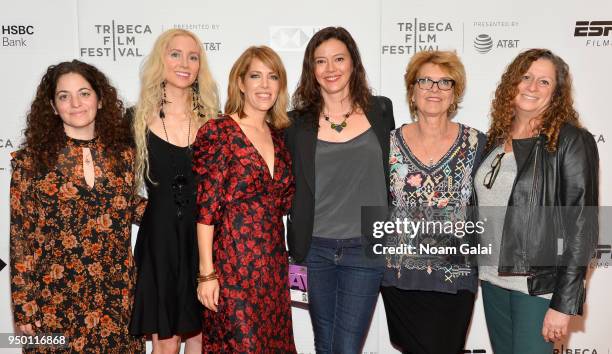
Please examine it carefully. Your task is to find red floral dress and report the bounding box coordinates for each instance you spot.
[193,116,296,353]
[9,137,146,353]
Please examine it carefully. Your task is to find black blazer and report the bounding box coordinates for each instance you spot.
[285,96,395,262]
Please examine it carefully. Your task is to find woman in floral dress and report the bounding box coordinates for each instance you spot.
[193,46,296,353]
[10,60,145,353]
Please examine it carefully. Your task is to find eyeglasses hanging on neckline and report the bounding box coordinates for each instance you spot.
[483,152,506,189]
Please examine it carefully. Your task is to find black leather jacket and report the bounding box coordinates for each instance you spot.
[476,123,598,315]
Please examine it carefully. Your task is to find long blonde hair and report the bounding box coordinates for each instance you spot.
[225,46,290,129]
[133,28,219,189]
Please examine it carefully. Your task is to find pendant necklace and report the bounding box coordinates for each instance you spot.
[159,91,193,219]
[323,108,353,133]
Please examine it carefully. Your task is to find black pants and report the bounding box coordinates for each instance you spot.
[381,286,475,354]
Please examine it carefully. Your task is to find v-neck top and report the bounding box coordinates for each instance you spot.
[191,116,296,352]
[313,128,387,238]
[383,124,486,293]
[227,117,276,179]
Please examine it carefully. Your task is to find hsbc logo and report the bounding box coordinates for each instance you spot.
[1,25,34,47]
[269,26,321,51]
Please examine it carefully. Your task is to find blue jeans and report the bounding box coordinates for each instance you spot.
[305,237,383,354]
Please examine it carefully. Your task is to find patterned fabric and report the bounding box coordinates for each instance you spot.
[10,137,146,353]
[193,116,296,353]
[383,124,485,293]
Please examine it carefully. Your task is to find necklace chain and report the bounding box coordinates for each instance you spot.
[160,114,192,149]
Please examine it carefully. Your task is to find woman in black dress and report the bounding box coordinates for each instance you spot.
[129,28,219,353]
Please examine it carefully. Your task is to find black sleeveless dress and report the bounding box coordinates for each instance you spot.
[130,131,202,337]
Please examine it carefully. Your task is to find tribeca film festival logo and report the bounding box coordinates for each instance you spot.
[381,19,455,55]
[0,138,15,173]
[1,25,34,47]
[270,26,323,51]
[472,20,519,54]
[574,20,612,47]
[171,23,222,52]
[80,21,153,61]
[553,345,601,354]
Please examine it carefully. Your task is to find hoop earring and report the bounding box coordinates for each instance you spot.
[448,102,457,114]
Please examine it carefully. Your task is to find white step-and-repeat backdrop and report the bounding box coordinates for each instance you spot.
[1,0,610,353]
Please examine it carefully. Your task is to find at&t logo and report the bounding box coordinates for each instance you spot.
[474,34,493,53]
[473,33,519,54]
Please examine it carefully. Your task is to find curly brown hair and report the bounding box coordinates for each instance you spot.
[291,27,371,129]
[22,60,131,174]
[486,48,580,152]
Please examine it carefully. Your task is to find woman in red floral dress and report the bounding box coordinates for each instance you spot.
[193,46,296,353]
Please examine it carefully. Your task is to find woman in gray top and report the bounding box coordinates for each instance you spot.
[285,27,395,353]
[475,49,598,354]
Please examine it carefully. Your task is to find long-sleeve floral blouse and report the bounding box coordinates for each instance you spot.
[9,137,146,353]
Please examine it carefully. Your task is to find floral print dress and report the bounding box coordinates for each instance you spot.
[193,116,296,353]
[10,137,146,353]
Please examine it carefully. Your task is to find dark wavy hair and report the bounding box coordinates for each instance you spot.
[22,60,131,174]
[292,26,371,129]
[486,48,580,152]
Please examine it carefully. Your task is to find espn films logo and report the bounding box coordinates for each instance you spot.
[590,244,612,268]
[1,25,34,47]
[574,21,612,47]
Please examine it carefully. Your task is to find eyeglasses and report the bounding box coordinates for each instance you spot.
[483,152,505,189]
[415,78,455,91]
[172,174,188,218]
